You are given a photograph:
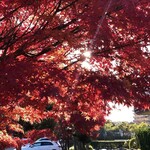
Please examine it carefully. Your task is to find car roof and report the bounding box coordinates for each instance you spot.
[35,138,58,145]
[36,137,50,141]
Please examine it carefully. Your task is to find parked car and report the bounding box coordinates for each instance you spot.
[22,137,62,150]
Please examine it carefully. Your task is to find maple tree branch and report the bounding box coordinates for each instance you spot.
[2,14,28,41]
[18,10,39,36]
[54,0,62,14]
[0,5,22,22]
[70,26,80,34]
[92,38,149,57]
[106,5,124,17]
[1,2,60,59]
[57,0,79,12]
[62,37,148,70]
[63,59,79,70]
[24,41,61,58]
[0,10,36,59]
[0,1,148,63]
[53,18,77,30]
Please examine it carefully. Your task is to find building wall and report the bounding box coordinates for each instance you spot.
[134,114,150,124]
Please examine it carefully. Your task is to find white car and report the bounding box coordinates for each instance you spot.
[21,137,62,150]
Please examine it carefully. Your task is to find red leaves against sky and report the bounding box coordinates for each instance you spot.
[0,0,150,148]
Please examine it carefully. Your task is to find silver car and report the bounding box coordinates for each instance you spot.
[21,137,62,150]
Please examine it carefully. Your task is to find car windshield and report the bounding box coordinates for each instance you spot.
[38,138,50,141]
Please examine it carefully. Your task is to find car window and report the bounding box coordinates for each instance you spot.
[41,142,53,146]
[32,142,41,147]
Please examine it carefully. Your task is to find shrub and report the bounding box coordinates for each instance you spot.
[136,127,150,150]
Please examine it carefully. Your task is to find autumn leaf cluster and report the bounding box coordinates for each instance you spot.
[0,0,150,148]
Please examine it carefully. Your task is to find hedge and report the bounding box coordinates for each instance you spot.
[136,127,150,150]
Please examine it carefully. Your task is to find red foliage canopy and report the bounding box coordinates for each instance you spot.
[0,0,150,148]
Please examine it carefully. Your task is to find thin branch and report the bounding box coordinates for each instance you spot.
[0,5,22,22]
[92,38,148,57]
[54,0,62,14]
[57,0,79,12]
[53,18,77,30]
